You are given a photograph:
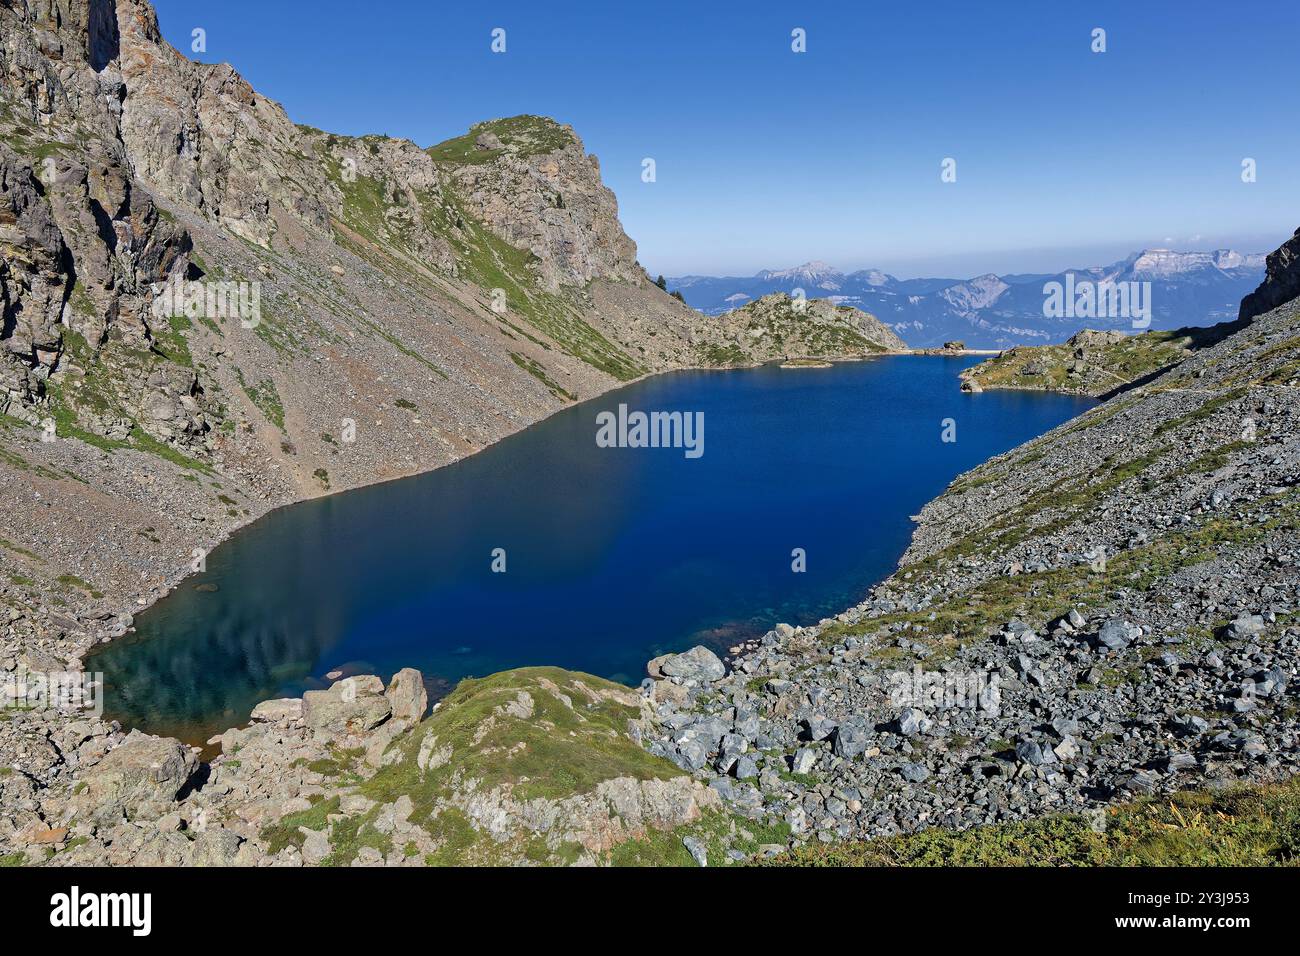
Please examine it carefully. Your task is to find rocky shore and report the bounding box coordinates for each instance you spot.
[638,290,1300,849]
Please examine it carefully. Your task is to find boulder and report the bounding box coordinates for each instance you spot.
[791,747,817,775]
[656,646,725,683]
[300,827,332,865]
[899,762,930,782]
[804,715,838,742]
[385,668,428,723]
[896,708,925,737]
[1226,614,1266,640]
[682,835,708,867]
[303,676,391,736]
[1015,739,1055,766]
[1096,618,1140,650]
[77,730,197,821]
[249,698,304,725]
[832,716,871,759]
[189,827,244,866]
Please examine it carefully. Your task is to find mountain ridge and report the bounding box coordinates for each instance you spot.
[669,248,1270,348]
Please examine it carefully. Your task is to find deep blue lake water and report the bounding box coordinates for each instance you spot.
[89,357,1093,741]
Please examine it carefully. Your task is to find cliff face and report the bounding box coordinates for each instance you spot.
[0,0,683,449]
[1240,227,1300,324]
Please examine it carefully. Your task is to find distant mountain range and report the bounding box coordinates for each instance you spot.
[667,250,1268,349]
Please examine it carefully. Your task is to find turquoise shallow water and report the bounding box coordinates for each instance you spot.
[88,356,1093,742]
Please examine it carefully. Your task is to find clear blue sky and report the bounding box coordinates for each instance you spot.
[152,0,1299,278]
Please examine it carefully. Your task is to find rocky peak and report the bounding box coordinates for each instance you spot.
[940,274,1009,313]
[755,261,844,288]
[428,115,643,289]
[1239,227,1300,323]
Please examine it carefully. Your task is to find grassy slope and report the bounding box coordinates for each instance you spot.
[251,665,791,866]
[768,777,1300,866]
[963,323,1245,397]
[316,119,645,383]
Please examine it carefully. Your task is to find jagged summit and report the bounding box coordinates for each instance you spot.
[1240,228,1300,323]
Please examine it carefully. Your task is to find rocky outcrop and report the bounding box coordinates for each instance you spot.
[72,729,197,825]
[7,666,722,866]
[440,117,643,290]
[1240,227,1300,323]
[693,293,907,366]
[959,322,1244,398]
[0,145,66,416]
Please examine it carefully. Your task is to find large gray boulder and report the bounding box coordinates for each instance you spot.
[303,675,391,736]
[77,730,197,822]
[655,646,726,683]
[1096,618,1140,650]
[385,668,428,723]
[832,716,872,758]
[249,698,304,725]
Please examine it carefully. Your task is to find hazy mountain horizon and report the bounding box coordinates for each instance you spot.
[667,247,1269,349]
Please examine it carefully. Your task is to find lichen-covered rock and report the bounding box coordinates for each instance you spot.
[75,730,197,822]
[303,676,392,737]
[656,646,726,683]
[385,668,428,724]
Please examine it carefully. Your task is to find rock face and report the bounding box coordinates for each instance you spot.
[1240,227,1300,324]
[442,117,642,290]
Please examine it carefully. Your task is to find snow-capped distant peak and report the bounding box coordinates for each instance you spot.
[939,274,1009,312]
[755,261,844,285]
[1211,249,1267,271]
[849,268,894,287]
[1124,248,1262,278]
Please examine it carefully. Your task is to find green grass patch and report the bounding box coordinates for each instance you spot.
[768,777,1300,866]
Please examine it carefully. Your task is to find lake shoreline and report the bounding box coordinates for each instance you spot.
[88,354,1093,742]
[85,350,937,675]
